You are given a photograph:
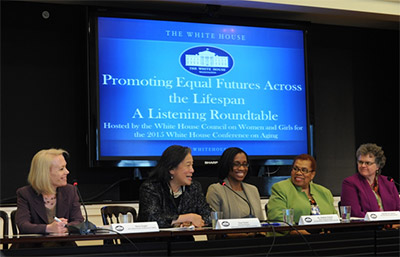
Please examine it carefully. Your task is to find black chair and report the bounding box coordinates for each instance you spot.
[10,210,18,236]
[101,206,137,245]
[264,202,268,220]
[100,206,137,225]
[0,210,9,249]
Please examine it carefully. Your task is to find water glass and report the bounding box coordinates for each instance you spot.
[119,213,133,223]
[340,206,351,222]
[210,211,223,229]
[282,208,294,225]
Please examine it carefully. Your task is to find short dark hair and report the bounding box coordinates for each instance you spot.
[293,154,317,171]
[356,143,386,169]
[149,145,191,183]
[217,147,249,181]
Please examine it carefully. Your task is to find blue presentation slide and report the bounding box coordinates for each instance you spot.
[97,17,308,158]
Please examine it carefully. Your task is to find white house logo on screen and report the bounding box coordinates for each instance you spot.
[180,46,234,77]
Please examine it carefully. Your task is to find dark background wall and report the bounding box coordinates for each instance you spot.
[1,1,398,203]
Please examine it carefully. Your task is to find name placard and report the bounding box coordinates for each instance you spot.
[110,222,159,234]
[364,211,400,221]
[298,214,340,225]
[215,218,261,229]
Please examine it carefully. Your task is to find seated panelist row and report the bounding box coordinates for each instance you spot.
[15,146,212,239]
[267,144,400,228]
[137,143,399,227]
[15,144,399,236]
[138,146,266,228]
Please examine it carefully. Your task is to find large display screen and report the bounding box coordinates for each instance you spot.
[92,15,309,164]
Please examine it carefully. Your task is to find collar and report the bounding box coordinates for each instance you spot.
[223,178,244,190]
[169,185,185,198]
[290,180,316,196]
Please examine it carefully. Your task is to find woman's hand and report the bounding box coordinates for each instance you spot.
[172,213,205,227]
[187,214,205,227]
[58,217,68,227]
[46,219,68,234]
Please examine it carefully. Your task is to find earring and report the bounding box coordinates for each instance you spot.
[170,175,174,180]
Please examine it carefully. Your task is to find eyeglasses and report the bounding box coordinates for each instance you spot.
[232,162,249,168]
[292,166,314,174]
[357,160,375,166]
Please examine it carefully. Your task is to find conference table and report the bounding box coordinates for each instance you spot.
[1,220,399,256]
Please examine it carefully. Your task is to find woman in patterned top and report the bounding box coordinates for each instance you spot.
[138,145,211,228]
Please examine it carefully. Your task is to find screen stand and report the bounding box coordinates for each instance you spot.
[133,168,142,180]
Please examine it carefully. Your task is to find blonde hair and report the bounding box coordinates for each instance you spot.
[28,148,68,195]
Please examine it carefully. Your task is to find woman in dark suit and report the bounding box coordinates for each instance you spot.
[15,148,83,234]
[138,145,211,228]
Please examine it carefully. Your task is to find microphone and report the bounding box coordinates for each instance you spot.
[220,181,254,218]
[387,176,400,187]
[67,181,97,235]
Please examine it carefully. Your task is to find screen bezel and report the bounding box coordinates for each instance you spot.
[87,5,312,168]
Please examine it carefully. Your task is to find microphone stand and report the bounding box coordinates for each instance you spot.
[220,181,254,218]
[68,182,97,235]
[387,176,400,187]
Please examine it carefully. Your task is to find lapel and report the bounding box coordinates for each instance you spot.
[241,182,256,215]
[224,178,254,213]
[30,189,48,224]
[223,178,231,187]
[165,183,179,211]
[358,174,379,210]
[377,176,391,210]
[309,182,316,197]
[56,187,67,218]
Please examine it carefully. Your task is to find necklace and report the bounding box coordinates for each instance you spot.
[43,195,56,207]
[169,184,184,198]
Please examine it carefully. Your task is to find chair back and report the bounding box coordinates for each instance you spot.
[10,210,18,236]
[337,200,342,215]
[264,202,268,220]
[0,210,9,249]
[100,206,137,225]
